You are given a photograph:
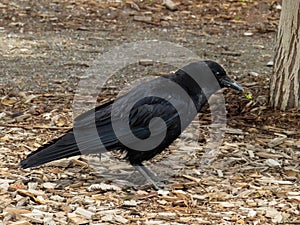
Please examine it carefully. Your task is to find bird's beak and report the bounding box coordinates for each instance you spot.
[230,80,244,92]
[222,77,244,92]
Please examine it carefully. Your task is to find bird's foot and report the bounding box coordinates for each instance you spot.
[134,164,167,190]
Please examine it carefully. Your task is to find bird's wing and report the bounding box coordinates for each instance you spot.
[72,76,198,152]
[72,95,193,152]
[73,99,114,127]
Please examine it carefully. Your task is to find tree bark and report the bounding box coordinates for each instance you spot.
[270,1,300,110]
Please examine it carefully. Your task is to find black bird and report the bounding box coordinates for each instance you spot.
[21,61,243,188]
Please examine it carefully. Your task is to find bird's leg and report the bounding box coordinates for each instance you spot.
[134,164,161,190]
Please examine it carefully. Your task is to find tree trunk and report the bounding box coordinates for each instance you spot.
[270,1,300,110]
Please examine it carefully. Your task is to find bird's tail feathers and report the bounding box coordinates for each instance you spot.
[20,132,80,169]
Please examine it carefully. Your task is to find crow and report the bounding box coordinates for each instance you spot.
[21,61,243,189]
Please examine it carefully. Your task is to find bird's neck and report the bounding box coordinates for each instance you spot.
[169,70,220,112]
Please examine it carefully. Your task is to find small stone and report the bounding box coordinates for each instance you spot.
[244,32,254,36]
[206,40,216,45]
[266,61,274,67]
[248,71,259,76]
[43,182,57,189]
[161,21,170,27]
[256,95,267,105]
[139,59,154,66]
[164,0,177,11]
[158,190,169,196]
[133,15,152,23]
[123,200,138,207]
[273,4,282,10]
[265,159,281,168]
[248,210,257,218]
[253,44,265,49]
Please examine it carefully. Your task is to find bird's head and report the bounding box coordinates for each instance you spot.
[204,60,243,92]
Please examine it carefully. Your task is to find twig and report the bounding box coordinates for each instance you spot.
[182,174,201,183]
[0,123,71,130]
[181,174,208,193]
